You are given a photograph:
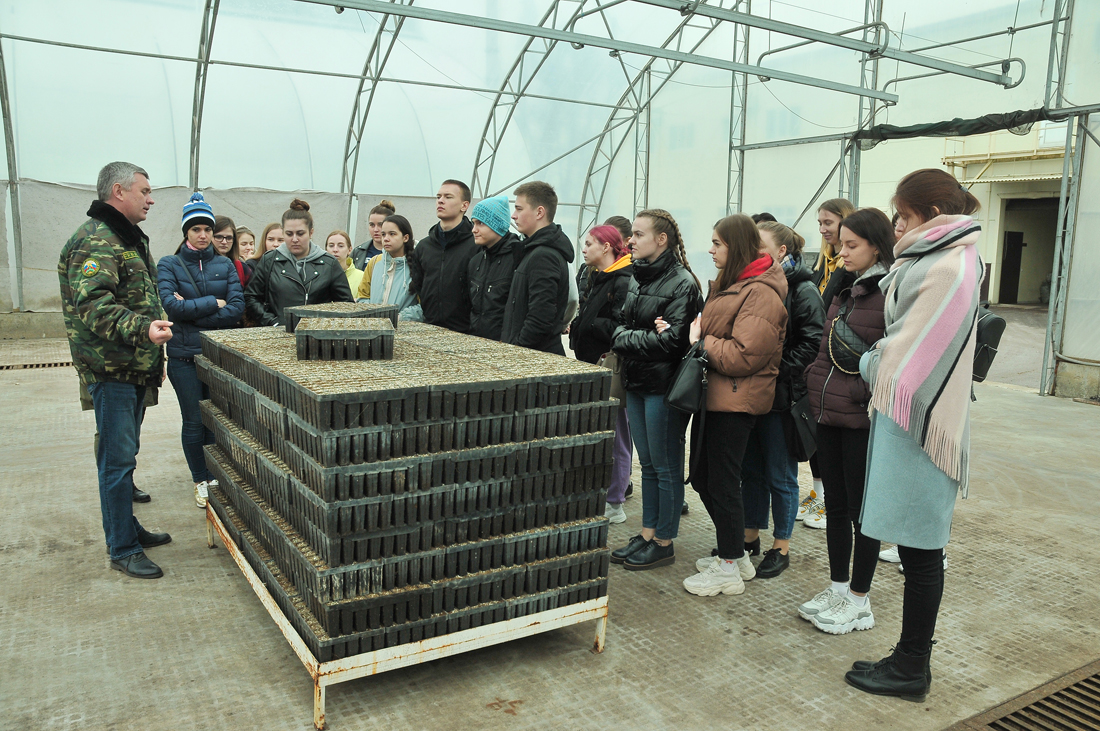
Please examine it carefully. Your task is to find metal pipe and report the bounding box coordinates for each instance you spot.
[882,58,1024,98]
[0,35,23,311]
[297,0,898,101]
[1054,0,1076,109]
[756,22,888,67]
[907,18,1054,54]
[636,0,1016,87]
[565,0,630,47]
[731,131,854,152]
[1045,0,1066,108]
[189,0,220,191]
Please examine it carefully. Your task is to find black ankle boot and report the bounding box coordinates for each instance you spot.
[852,643,934,686]
[845,647,931,702]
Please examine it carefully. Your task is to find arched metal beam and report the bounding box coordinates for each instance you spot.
[189,0,220,191]
[577,0,734,241]
[341,0,411,215]
[0,33,24,311]
[470,1,588,199]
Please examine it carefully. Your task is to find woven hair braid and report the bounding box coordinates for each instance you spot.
[638,209,702,292]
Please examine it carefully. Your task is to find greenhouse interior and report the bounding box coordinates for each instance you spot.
[2,1,1099,729]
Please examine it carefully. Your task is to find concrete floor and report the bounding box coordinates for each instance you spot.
[2,365,1099,731]
[983,305,1049,390]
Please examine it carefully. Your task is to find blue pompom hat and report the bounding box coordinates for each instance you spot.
[469,195,511,237]
[182,192,215,233]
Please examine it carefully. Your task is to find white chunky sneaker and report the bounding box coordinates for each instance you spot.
[795,492,818,521]
[683,562,745,596]
[803,502,827,529]
[695,555,718,573]
[695,554,755,581]
[604,502,626,524]
[195,481,209,509]
[798,587,845,621]
[879,545,901,563]
[811,595,875,635]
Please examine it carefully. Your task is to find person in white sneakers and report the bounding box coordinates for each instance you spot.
[799,208,895,631]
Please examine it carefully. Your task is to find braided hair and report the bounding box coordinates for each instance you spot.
[636,208,701,291]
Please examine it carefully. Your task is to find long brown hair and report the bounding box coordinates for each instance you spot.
[893,168,981,222]
[814,197,856,268]
[636,209,701,291]
[213,215,239,261]
[254,222,281,261]
[712,214,763,295]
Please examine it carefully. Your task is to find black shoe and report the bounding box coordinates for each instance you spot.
[110,551,163,579]
[610,535,648,564]
[852,645,934,686]
[624,483,634,500]
[756,547,789,578]
[623,540,675,571]
[744,537,761,556]
[681,501,689,515]
[138,529,172,548]
[845,647,931,702]
[132,486,151,503]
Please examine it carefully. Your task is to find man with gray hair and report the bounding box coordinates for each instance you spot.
[58,162,175,579]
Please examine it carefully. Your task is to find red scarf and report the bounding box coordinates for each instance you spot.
[737,253,772,281]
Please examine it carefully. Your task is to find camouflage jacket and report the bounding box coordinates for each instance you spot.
[58,200,164,387]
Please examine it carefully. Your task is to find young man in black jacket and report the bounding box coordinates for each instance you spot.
[467,194,521,341]
[500,181,574,355]
[408,180,478,332]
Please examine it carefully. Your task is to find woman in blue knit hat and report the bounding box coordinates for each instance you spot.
[157,192,245,509]
[466,195,522,341]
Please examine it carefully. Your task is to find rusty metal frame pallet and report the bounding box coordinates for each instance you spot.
[205,502,608,731]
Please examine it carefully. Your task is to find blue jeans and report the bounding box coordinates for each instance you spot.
[741,411,800,540]
[167,357,214,483]
[626,391,686,541]
[87,381,147,561]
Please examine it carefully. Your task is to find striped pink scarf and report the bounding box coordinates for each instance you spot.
[866,215,983,491]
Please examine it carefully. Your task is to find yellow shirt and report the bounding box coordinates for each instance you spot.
[343,258,364,297]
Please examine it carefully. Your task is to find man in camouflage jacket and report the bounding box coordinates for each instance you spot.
[58,162,175,579]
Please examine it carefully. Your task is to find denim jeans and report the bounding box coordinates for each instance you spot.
[625,391,686,541]
[87,381,147,561]
[607,406,632,504]
[741,411,800,540]
[167,357,214,483]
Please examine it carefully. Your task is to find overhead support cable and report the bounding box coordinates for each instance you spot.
[297,0,899,102]
[189,0,221,191]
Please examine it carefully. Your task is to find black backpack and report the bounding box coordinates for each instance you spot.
[972,306,1006,383]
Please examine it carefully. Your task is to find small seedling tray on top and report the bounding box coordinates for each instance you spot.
[295,318,395,361]
[284,302,399,333]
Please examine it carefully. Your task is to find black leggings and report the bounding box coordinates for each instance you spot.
[816,424,879,593]
[897,545,945,655]
[692,411,756,560]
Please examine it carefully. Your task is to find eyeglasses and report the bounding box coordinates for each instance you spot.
[213,234,234,243]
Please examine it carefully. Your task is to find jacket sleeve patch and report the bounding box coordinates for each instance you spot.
[82,260,100,277]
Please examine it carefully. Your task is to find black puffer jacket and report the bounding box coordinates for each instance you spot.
[569,257,633,365]
[500,224,575,355]
[157,245,244,358]
[409,217,478,333]
[612,248,703,394]
[244,244,353,326]
[773,261,825,410]
[467,233,521,341]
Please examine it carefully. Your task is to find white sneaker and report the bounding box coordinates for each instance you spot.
[195,481,209,509]
[879,545,901,563]
[798,587,845,621]
[694,554,756,581]
[803,503,827,529]
[811,595,875,635]
[604,502,626,524]
[795,492,818,521]
[683,562,745,596]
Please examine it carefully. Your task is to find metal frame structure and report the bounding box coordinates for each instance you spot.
[0,26,23,312]
[189,0,221,191]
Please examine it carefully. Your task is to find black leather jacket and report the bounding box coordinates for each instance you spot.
[774,262,825,410]
[243,246,353,326]
[569,259,633,365]
[611,248,703,395]
[467,232,521,341]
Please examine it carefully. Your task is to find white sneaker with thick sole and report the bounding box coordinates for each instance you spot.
[811,595,875,635]
[683,562,745,596]
[879,545,901,563]
[694,554,756,581]
[795,492,818,521]
[803,504,827,529]
[195,481,209,509]
[604,502,626,524]
[798,587,845,621]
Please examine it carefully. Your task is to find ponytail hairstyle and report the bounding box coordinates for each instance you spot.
[636,208,701,291]
[712,214,763,295]
[282,197,313,231]
[588,224,627,259]
[814,197,856,269]
[892,168,980,224]
[756,220,806,260]
[370,199,396,217]
[603,215,633,244]
[383,214,415,257]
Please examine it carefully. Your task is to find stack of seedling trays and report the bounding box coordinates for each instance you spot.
[295,317,395,361]
[197,320,615,662]
[283,301,399,332]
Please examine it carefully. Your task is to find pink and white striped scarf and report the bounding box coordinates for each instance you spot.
[867,215,983,491]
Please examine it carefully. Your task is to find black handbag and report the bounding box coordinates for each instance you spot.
[782,392,818,461]
[972,306,1006,383]
[827,301,871,375]
[665,341,708,415]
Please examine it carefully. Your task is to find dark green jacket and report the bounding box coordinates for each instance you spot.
[58,200,164,387]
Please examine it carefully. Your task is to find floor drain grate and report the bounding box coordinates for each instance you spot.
[950,660,1100,730]
[0,361,72,370]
